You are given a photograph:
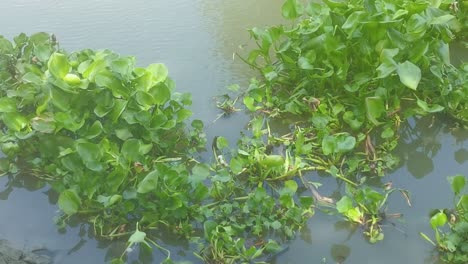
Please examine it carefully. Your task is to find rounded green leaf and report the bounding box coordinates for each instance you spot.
[0,98,17,113]
[336,134,356,153]
[336,196,353,214]
[137,169,160,194]
[397,61,421,90]
[322,135,336,155]
[430,211,447,229]
[448,175,466,196]
[260,155,285,167]
[147,63,168,85]
[48,53,70,79]
[416,99,444,113]
[176,109,192,122]
[191,164,211,185]
[121,139,142,162]
[2,113,28,131]
[282,0,303,19]
[135,91,156,108]
[58,189,81,215]
[84,120,103,139]
[128,227,147,245]
[95,70,129,98]
[230,157,244,175]
[149,84,171,105]
[63,73,81,86]
[365,97,385,125]
[76,141,102,163]
[31,116,55,133]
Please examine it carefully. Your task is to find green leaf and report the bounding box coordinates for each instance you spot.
[343,111,363,130]
[121,139,142,162]
[22,72,43,85]
[128,226,147,245]
[76,141,103,169]
[271,220,282,230]
[2,113,28,131]
[416,99,444,113]
[137,169,160,194]
[243,96,257,112]
[58,189,81,215]
[336,196,353,214]
[204,220,217,240]
[150,84,171,105]
[31,116,55,133]
[430,211,447,229]
[448,175,466,196]
[0,98,17,113]
[430,14,455,25]
[260,155,284,167]
[63,73,81,86]
[135,91,156,108]
[115,128,133,140]
[191,119,204,130]
[365,97,385,125]
[176,109,192,122]
[230,157,244,175]
[147,63,168,85]
[48,53,70,79]
[191,164,211,185]
[298,51,316,70]
[281,0,303,19]
[95,70,129,98]
[84,120,103,139]
[283,180,298,195]
[0,36,13,53]
[322,135,336,155]
[55,112,85,132]
[336,134,356,153]
[216,136,229,149]
[397,61,421,90]
[342,11,365,37]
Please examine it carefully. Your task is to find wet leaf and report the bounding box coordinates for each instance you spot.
[397,61,421,90]
[282,0,303,19]
[147,63,168,85]
[2,113,28,131]
[0,98,17,113]
[58,189,81,215]
[365,97,385,125]
[48,53,70,79]
[417,99,444,113]
[448,175,466,196]
[137,169,160,194]
[430,211,447,229]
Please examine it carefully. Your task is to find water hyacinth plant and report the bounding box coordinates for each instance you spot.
[0,0,467,262]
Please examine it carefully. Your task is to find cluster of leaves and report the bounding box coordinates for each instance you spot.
[0,32,210,241]
[236,0,467,243]
[0,0,467,262]
[0,33,319,263]
[421,175,468,264]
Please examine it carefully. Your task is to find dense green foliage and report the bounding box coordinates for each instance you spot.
[0,0,467,263]
[421,175,468,264]
[0,33,313,263]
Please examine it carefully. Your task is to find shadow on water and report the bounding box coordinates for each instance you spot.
[0,0,467,263]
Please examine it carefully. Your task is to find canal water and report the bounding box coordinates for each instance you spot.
[0,1,466,263]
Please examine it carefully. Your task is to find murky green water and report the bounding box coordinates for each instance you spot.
[0,1,467,263]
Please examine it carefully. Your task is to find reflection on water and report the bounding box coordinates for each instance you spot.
[0,0,467,263]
